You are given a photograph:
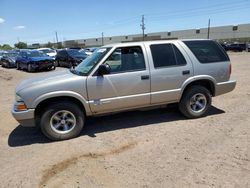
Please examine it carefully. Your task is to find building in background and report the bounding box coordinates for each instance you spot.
[34,23,250,48]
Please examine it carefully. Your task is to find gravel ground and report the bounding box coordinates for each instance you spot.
[0,53,249,188]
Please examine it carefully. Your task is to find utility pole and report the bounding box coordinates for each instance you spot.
[55,31,59,48]
[207,18,211,39]
[101,32,104,46]
[140,15,145,41]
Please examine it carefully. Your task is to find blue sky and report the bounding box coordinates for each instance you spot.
[0,0,250,46]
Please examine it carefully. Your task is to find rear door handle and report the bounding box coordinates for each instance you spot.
[141,75,150,80]
[182,70,190,75]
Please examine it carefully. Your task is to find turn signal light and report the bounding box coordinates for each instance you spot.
[15,103,27,111]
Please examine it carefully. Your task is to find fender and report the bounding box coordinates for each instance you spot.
[32,90,92,116]
[179,75,216,99]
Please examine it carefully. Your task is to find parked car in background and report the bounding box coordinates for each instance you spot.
[84,47,97,56]
[247,44,250,52]
[1,51,19,68]
[55,48,88,68]
[220,43,230,51]
[0,50,7,65]
[227,43,246,52]
[16,50,55,72]
[37,48,57,59]
[12,39,236,140]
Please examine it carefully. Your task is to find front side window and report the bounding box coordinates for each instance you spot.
[150,43,186,68]
[104,46,145,74]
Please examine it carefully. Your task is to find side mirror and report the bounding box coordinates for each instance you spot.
[98,64,111,75]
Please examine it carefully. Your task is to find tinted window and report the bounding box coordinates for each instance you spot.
[150,44,186,68]
[173,45,186,65]
[105,46,145,73]
[184,40,229,63]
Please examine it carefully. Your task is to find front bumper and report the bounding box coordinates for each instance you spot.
[11,106,36,127]
[31,61,54,70]
[215,80,236,96]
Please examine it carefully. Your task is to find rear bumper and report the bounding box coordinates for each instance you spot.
[11,106,36,127]
[215,80,236,96]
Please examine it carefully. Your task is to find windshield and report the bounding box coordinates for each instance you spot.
[6,52,18,57]
[26,51,47,57]
[67,49,86,57]
[74,47,111,75]
[40,49,55,54]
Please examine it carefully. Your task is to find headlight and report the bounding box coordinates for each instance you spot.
[15,94,23,102]
[14,95,27,111]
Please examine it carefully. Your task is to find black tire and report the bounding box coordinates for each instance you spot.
[16,62,20,70]
[27,64,33,72]
[51,62,56,70]
[40,102,85,141]
[179,86,211,118]
[55,60,59,67]
[51,65,56,70]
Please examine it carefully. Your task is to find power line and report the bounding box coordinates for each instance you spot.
[207,19,211,39]
[101,32,104,45]
[140,15,146,41]
[55,31,59,48]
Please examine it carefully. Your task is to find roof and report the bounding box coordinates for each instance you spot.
[103,39,213,48]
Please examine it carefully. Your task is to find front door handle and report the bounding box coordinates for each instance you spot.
[182,70,190,75]
[141,75,150,80]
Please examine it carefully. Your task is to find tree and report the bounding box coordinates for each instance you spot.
[56,42,64,49]
[14,42,27,49]
[45,42,54,48]
[0,44,13,50]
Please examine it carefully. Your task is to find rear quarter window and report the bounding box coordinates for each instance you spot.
[183,40,229,63]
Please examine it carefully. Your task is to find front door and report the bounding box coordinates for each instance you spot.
[87,45,150,114]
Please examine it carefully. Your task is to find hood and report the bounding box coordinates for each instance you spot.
[73,56,87,60]
[3,56,16,62]
[16,70,75,93]
[30,57,53,61]
[15,70,88,109]
[9,57,17,62]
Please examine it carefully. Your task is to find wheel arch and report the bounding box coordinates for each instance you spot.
[34,95,90,125]
[180,76,216,100]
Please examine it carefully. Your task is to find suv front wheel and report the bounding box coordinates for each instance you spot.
[179,86,211,118]
[40,102,85,140]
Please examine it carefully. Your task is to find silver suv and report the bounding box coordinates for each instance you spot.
[12,40,236,140]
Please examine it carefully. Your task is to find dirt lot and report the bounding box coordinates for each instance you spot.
[0,53,249,188]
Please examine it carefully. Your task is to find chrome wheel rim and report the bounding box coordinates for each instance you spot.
[50,110,76,134]
[189,93,207,113]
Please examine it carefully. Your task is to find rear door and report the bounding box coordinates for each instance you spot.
[87,45,151,114]
[146,41,194,104]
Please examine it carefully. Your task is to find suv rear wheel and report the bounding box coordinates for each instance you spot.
[40,102,85,140]
[179,86,211,118]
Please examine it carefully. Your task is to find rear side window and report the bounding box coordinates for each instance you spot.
[150,44,186,68]
[184,40,229,63]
